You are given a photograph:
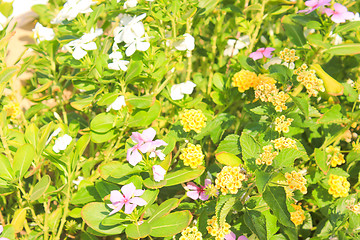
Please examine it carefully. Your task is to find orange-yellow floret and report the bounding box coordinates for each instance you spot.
[232,70,259,92]
[180,226,203,240]
[290,203,306,226]
[180,109,207,133]
[328,174,350,198]
[285,171,307,194]
[271,137,297,150]
[280,48,299,69]
[206,216,231,240]
[326,146,345,167]
[180,143,204,168]
[274,115,293,133]
[256,144,278,165]
[294,64,325,97]
[215,166,245,195]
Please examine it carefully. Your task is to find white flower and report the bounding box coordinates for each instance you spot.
[51,0,95,24]
[64,28,103,60]
[223,36,250,57]
[174,33,195,51]
[124,37,150,56]
[329,32,343,45]
[108,51,130,71]
[123,0,138,9]
[263,57,282,70]
[114,14,146,44]
[32,22,55,43]
[72,176,84,189]
[106,96,126,112]
[53,134,72,153]
[46,128,62,145]
[170,81,196,100]
[0,12,8,31]
[351,12,360,21]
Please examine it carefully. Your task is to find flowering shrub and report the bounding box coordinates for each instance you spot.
[1,0,360,239]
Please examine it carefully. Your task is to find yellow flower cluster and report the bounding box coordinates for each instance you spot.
[294,64,325,97]
[3,101,21,122]
[180,143,204,168]
[280,48,299,69]
[274,115,293,133]
[290,203,306,226]
[285,171,307,194]
[254,75,289,112]
[180,109,207,133]
[271,137,297,150]
[328,174,350,198]
[180,226,203,240]
[206,216,231,240]
[256,145,278,165]
[232,70,259,92]
[215,166,245,195]
[326,146,345,167]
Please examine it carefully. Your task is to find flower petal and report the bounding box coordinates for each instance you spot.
[186,190,199,200]
[110,190,124,204]
[130,197,147,206]
[124,203,136,214]
[127,148,143,166]
[121,182,136,199]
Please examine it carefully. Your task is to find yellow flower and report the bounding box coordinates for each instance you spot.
[285,171,307,194]
[206,216,231,240]
[232,70,259,92]
[294,64,325,97]
[180,226,203,240]
[256,144,278,165]
[271,137,297,150]
[279,48,299,68]
[290,203,306,226]
[347,199,360,215]
[215,166,245,195]
[274,115,293,133]
[180,109,207,133]
[3,101,21,122]
[326,146,345,167]
[180,143,204,168]
[328,174,350,198]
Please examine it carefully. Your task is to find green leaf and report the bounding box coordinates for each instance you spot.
[215,151,243,167]
[219,197,236,225]
[143,178,166,189]
[97,92,118,106]
[149,211,192,237]
[0,67,17,85]
[72,186,102,205]
[262,186,294,228]
[95,181,120,199]
[315,148,329,174]
[11,209,27,233]
[317,105,345,124]
[90,129,116,143]
[0,225,15,239]
[282,15,306,46]
[25,123,39,151]
[127,101,161,127]
[290,95,309,118]
[335,21,360,34]
[13,144,35,179]
[70,97,94,111]
[164,167,205,186]
[148,198,179,223]
[125,61,143,83]
[37,122,54,156]
[198,0,219,15]
[30,175,51,201]
[82,202,126,235]
[125,222,151,239]
[90,113,116,133]
[216,134,241,155]
[273,148,306,169]
[244,210,267,240]
[325,43,360,55]
[212,73,224,91]
[99,161,143,184]
[255,170,272,193]
[240,132,261,171]
[0,154,14,181]
[127,95,154,109]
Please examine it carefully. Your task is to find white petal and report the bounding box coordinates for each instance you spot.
[136,40,150,52]
[125,42,136,56]
[170,85,184,100]
[180,81,196,95]
[72,47,87,60]
[81,42,97,50]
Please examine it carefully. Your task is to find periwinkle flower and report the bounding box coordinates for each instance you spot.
[249,47,275,61]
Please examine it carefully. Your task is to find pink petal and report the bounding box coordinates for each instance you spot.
[333,3,347,14]
[153,165,166,182]
[128,148,143,166]
[199,192,209,201]
[130,197,147,206]
[152,139,168,147]
[342,11,355,20]
[249,51,263,60]
[108,203,124,215]
[124,203,136,214]
[187,190,200,200]
[331,14,346,23]
[131,132,143,144]
[324,8,334,16]
[121,183,136,199]
[225,232,236,240]
[238,236,249,240]
[204,179,211,187]
[139,142,153,153]
[141,128,156,142]
[110,190,124,204]
[263,47,275,58]
[187,182,200,191]
[133,189,145,197]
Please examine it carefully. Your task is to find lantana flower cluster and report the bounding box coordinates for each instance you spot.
[274,115,293,133]
[256,137,297,166]
[290,203,306,226]
[215,166,246,195]
[285,170,308,194]
[180,143,204,168]
[293,64,325,97]
[328,174,350,198]
[326,146,345,167]
[180,109,207,133]
[206,216,231,240]
[180,226,203,240]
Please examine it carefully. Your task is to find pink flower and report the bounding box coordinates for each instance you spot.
[249,47,275,61]
[225,232,248,240]
[324,3,355,23]
[108,183,147,215]
[298,0,330,14]
[152,165,166,182]
[186,179,215,201]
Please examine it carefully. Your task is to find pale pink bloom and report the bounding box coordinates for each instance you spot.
[186,179,216,201]
[249,47,275,61]
[149,149,166,160]
[298,0,330,14]
[108,183,146,215]
[225,232,248,240]
[152,165,166,182]
[324,3,355,23]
